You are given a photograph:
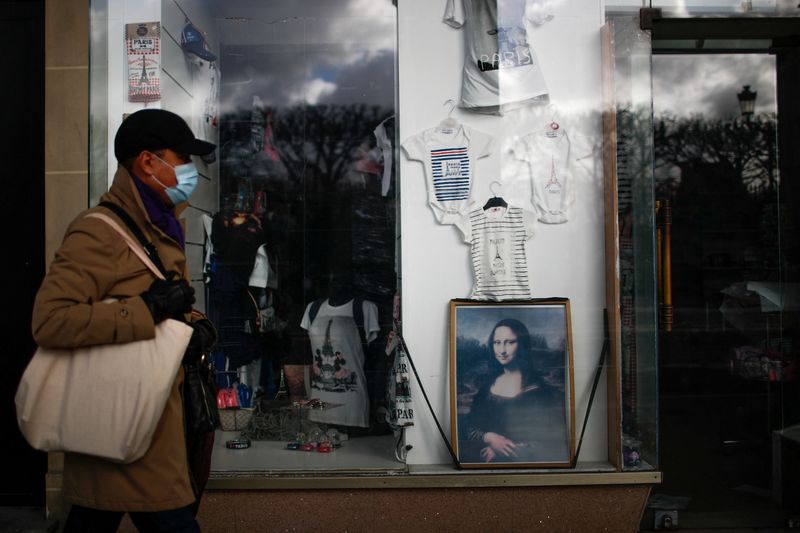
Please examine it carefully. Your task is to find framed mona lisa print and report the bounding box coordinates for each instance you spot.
[449,299,575,468]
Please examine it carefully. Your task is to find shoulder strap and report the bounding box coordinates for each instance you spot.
[84,213,165,281]
[308,298,326,325]
[352,296,368,348]
[308,297,370,349]
[99,201,167,276]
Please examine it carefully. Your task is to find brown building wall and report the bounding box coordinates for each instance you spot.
[119,485,650,533]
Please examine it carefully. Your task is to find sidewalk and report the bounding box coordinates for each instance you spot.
[0,507,57,533]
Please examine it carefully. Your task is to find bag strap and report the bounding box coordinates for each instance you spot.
[84,213,165,281]
[98,201,168,277]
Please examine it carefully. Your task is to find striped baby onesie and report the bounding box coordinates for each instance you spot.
[458,205,537,300]
[402,124,493,225]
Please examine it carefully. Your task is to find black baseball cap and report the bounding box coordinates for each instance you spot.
[114,109,216,161]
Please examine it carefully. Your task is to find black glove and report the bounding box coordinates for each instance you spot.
[183,318,218,364]
[140,276,195,324]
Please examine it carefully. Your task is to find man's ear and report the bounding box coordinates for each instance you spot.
[133,150,156,178]
[136,151,157,175]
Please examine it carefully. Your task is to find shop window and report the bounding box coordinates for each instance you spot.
[91,0,401,472]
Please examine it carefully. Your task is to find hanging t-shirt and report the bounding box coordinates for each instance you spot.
[300,299,379,428]
[457,205,537,300]
[190,60,218,144]
[402,124,493,225]
[374,116,396,197]
[509,125,573,223]
[444,0,553,114]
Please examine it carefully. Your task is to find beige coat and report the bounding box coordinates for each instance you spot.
[32,166,195,512]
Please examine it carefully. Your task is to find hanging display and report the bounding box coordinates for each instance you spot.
[443,0,553,114]
[507,118,574,224]
[126,22,161,103]
[402,121,494,225]
[456,197,537,300]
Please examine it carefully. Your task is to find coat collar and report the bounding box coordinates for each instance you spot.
[100,165,188,239]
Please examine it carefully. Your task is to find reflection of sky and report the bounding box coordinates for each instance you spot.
[456,305,567,350]
[216,0,396,114]
[653,54,776,118]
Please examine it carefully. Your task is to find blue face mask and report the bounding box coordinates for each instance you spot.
[151,154,199,205]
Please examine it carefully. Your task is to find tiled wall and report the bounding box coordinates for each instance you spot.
[44,0,89,264]
[44,0,89,523]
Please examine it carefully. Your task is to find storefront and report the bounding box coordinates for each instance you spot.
[38,0,800,530]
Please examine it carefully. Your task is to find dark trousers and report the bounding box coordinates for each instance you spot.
[63,504,200,533]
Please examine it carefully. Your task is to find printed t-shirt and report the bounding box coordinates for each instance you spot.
[444,0,552,113]
[402,124,493,224]
[457,205,537,300]
[300,299,379,428]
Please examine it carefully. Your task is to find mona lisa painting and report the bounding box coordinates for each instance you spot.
[449,299,575,468]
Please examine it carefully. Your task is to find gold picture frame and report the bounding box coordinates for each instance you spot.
[449,299,576,468]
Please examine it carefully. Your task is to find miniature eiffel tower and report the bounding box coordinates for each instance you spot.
[274,368,289,401]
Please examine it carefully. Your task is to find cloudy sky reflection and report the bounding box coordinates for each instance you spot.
[217,0,396,114]
[653,53,776,119]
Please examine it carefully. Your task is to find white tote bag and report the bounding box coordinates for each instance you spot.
[15,212,193,463]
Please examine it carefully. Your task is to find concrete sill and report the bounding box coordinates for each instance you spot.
[206,463,662,490]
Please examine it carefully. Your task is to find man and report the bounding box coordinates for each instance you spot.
[32,109,216,532]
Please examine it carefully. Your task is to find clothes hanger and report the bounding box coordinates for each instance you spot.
[483,181,508,210]
[438,99,459,129]
[377,114,395,128]
[545,103,561,133]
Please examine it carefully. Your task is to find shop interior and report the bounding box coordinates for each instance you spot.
[160,0,404,472]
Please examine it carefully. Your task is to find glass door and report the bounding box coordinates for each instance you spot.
[647,39,800,530]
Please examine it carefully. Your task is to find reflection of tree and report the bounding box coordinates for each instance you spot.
[655,112,778,198]
[274,104,387,191]
[218,102,397,372]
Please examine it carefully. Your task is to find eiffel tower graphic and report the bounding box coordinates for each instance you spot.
[318,319,336,384]
[139,56,149,85]
[545,156,561,190]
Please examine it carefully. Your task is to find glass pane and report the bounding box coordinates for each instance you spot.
[651,51,794,526]
[90,0,400,473]
[210,3,399,473]
[609,15,660,471]
[606,0,798,17]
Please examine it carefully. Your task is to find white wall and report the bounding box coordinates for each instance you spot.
[398,0,610,465]
[102,0,219,311]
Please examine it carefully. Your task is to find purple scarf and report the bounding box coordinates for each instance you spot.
[131,175,185,249]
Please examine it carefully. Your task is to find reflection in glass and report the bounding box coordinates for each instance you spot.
[652,52,794,525]
[206,1,399,472]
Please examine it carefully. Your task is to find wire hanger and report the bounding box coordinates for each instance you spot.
[376,114,395,128]
[438,99,459,129]
[483,180,508,210]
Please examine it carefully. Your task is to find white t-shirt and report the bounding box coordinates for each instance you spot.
[508,126,573,223]
[444,0,552,114]
[190,59,218,143]
[300,299,379,428]
[457,205,537,300]
[402,124,493,225]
